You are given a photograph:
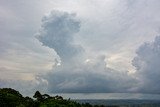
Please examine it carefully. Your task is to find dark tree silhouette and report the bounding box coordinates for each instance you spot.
[33,91,43,101]
[55,95,63,100]
[42,94,51,99]
[0,88,123,107]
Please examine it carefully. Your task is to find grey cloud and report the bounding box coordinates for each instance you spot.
[36,11,83,62]
[0,1,56,95]
[36,10,136,93]
[0,77,48,96]
[2,0,160,94]
[42,55,135,93]
[132,36,160,94]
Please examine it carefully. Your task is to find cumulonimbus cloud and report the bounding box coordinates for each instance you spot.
[36,10,136,93]
[36,11,83,63]
[2,10,159,94]
[132,36,160,94]
[1,0,160,95]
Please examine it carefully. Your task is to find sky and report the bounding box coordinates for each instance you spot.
[0,0,160,95]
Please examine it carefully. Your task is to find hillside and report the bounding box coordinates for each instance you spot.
[0,88,118,107]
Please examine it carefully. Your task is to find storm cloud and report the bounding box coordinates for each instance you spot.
[36,11,136,93]
[36,11,83,62]
[132,36,160,94]
[1,0,160,95]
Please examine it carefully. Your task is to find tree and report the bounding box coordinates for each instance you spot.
[33,91,43,101]
[55,95,63,100]
[0,88,22,97]
[42,94,51,99]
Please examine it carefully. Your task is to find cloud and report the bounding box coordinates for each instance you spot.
[36,11,83,62]
[41,55,136,93]
[0,0,56,94]
[36,10,136,93]
[34,1,160,94]
[0,76,48,96]
[132,36,160,94]
[1,0,160,94]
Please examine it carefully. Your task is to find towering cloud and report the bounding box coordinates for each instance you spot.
[33,1,160,94]
[1,0,160,95]
[36,11,83,62]
[132,36,160,93]
[36,10,135,93]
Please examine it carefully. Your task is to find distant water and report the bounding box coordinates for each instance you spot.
[51,93,160,100]
[75,99,160,107]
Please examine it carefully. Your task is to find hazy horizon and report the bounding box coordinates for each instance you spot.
[1,0,160,96]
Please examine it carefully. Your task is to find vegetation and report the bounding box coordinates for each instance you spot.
[0,88,118,107]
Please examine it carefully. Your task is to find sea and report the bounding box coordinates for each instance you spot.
[51,93,160,107]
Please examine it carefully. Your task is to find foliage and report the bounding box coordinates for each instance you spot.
[0,88,118,107]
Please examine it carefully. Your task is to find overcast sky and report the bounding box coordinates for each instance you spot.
[1,0,160,95]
